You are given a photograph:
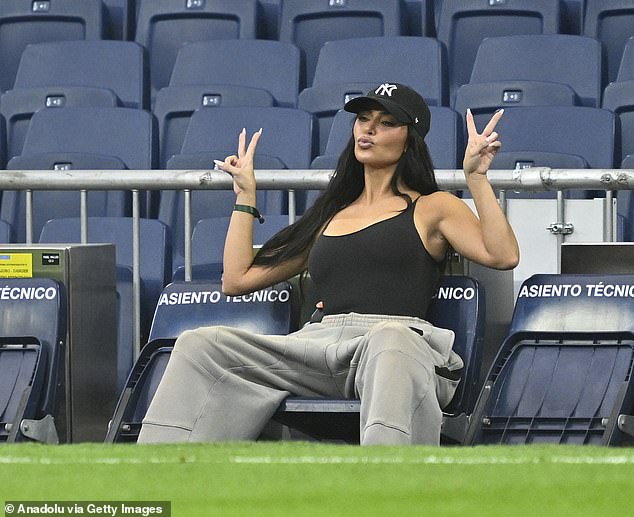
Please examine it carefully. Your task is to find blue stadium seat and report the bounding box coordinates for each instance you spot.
[274,275,486,444]
[464,274,634,446]
[437,0,560,103]
[602,54,634,166]
[154,87,274,168]
[104,280,294,442]
[0,0,104,92]
[584,0,634,83]
[169,40,300,108]
[467,35,603,107]
[612,36,634,82]
[171,215,292,281]
[0,278,66,443]
[0,220,11,243]
[2,153,130,243]
[0,87,119,161]
[161,153,289,275]
[2,107,157,241]
[494,106,615,169]
[13,40,148,109]
[298,37,446,154]
[134,0,258,100]
[278,0,405,87]
[454,82,578,132]
[38,216,172,390]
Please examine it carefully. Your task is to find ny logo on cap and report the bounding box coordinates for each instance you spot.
[374,83,398,97]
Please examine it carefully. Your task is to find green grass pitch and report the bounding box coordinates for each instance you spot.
[1,442,633,516]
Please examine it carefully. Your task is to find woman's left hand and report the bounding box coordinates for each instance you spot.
[463,109,503,180]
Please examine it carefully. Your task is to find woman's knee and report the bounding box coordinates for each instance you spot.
[365,321,420,356]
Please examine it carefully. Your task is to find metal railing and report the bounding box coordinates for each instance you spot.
[0,167,630,354]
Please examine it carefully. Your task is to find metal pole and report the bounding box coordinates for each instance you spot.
[556,190,565,273]
[184,189,192,282]
[605,191,615,242]
[80,190,88,244]
[288,189,296,224]
[132,190,141,359]
[25,190,33,244]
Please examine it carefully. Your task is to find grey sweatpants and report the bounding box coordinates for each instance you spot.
[138,313,463,445]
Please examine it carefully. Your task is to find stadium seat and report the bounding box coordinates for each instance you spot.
[584,0,634,83]
[171,215,292,281]
[274,275,486,444]
[154,87,274,168]
[154,39,300,166]
[169,40,300,108]
[38,216,172,389]
[2,153,130,244]
[436,0,560,103]
[0,0,104,92]
[160,104,303,274]
[1,107,157,241]
[298,37,447,154]
[466,35,603,107]
[104,280,295,443]
[454,82,578,132]
[134,0,258,99]
[0,278,66,443]
[464,274,634,446]
[278,0,405,87]
[13,40,149,109]
[493,106,615,169]
[0,87,119,161]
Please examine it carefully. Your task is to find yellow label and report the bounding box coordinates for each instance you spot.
[0,253,33,278]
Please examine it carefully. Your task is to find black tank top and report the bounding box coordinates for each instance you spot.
[308,199,443,318]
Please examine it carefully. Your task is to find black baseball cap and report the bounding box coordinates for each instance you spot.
[344,83,431,139]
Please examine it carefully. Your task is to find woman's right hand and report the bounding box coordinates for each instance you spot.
[214,128,262,199]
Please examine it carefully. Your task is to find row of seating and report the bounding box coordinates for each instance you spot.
[0,1,631,95]
[5,271,632,446]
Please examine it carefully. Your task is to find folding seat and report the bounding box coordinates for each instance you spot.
[134,0,258,99]
[602,39,634,166]
[38,216,172,389]
[464,274,634,446]
[0,278,66,443]
[274,275,486,444]
[584,0,634,83]
[159,105,310,271]
[298,37,447,155]
[160,159,287,276]
[13,41,148,109]
[493,106,615,169]
[464,35,603,108]
[436,0,560,103]
[1,107,158,241]
[0,0,104,92]
[104,279,295,442]
[0,87,119,162]
[154,39,300,166]
[278,0,405,87]
[171,214,292,280]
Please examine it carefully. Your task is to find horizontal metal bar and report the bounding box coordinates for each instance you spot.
[0,168,632,191]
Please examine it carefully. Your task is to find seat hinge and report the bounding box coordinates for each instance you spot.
[20,415,59,444]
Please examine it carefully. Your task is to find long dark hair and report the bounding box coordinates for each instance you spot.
[252,122,439,267]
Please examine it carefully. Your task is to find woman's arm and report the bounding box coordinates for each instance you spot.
[214,129,307,295]
[437,109,520,270]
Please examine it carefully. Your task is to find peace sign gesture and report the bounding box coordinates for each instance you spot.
[214,127,262,197]
[463,109,503,179]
